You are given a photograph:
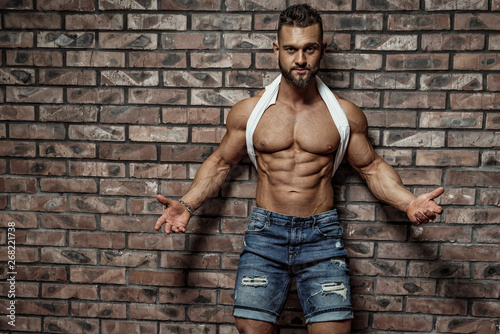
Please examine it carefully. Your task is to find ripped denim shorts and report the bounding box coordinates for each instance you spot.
[233,206,353,324]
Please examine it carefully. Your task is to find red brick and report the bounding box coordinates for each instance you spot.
[40,178,97,193]
[376,278,436,296]
[67,88,124,104]
[100,286,157,303]
[388,14,450,30]
[66,14,123,30]
[422,33,485,51]
[5,13,61,29]
[188,272,236,289]
[130,303,185,321]
[128,13,186,30]
[194,13,252,30]
[162,0,220,10]
[442,245,500,262]
[101,250,157,268]
[37,31,95,48]
[67,51,125,67]
[383,130,445,147]
[15,299,69,316]
[472,301,500,318]
[71,301,126,319]
[0,68,35,85]
[160,324,217,334]
[335,91,380,108]
[386,54,449,71]
[6,86,63,104]
[226,0,284,11]
[42,284,98,300]
[191,52,251,69]
[69,196,126,214]
[0,212,37,228]
[384,92,446,109]
[11,194,66,212]
[441,281,500,299]
[69,161,125,178]
[436,317,497,333]
[322,53,383,70]
[354,73,416,90]
[11,265,66,282]
[10,123,65,140]
[0,176,36,193]
[39,142,96,159]
[71,267,126,284]
[39,105,97,122]
[69,231,125,249]
[128,233,185,251]
[451,93,500,110]
[161,253,219,269]
[446,207,500,224]
[6,50,62,66]
[99,32,157,49]
[187,306,234,323]
[473,263,500,280]
[446,170,500,187]
[411,225,471,243]
[101,320,157,334]
[129,125,188,142]
[43,318,99,334]
[350,259,406,277]
[101,70,159,86]
[100,106,159,124]
[409,261,470,279]
[372,314,433,331]
[479,189,500,206]
[41,248,97,265]
[41,213,96,230]
[0,281,38,297]
[455,13,500,30]
[486,113,500,129]
[420,73,482,90]
[163,32,220,49]
[40,69,96,86]
[129,270,185,286]
[15,230,65,246]
[0,105,34,121]
[352,295,403,312]
[454,54,500,70]
[99,143,156,161]
[10,160,66,176]
[426,0,487,10]
[407,298,467,315]
[356,34,417,51]
[129,51,187,68]
[101,215,156,232]
[69,124,125,141]
[0,32,33,48]
[490,34,500,50]
[129,88,188,105]
[357,0,419,10]
[367,111,416,128]
[323,13,383,31]
[346,223,407,241]
[476,226,500,244]
[100,0,158,10]
[130,163,186,179]
[37,0,94,10]
[0,0,33,9]
[416,150,479,167]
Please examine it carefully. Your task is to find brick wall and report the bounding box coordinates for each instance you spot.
[1,0,499,333]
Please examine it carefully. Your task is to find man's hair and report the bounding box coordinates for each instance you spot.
[278,4,323,42]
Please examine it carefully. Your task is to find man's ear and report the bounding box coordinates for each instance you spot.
[273,41,279,58]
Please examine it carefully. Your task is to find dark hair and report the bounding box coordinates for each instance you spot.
[278,4,323,42]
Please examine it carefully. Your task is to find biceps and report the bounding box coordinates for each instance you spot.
[346,132,378,171]
[214,128,247,167]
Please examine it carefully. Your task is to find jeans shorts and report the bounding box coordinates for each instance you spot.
[233,207,353,324]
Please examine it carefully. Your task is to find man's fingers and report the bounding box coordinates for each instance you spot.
[157,195,169,205]
[427,187,445,200]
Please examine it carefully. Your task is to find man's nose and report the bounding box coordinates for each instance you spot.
[295,51,306,65]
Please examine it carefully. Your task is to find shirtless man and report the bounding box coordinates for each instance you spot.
[155,4,444,334]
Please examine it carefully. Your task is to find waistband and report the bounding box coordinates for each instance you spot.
[251,206,338,225]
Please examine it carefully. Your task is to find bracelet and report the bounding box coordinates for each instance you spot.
[179,200,194,216]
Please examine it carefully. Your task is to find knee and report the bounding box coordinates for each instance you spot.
[235,317,276,334]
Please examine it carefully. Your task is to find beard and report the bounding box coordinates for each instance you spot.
[279,59,319,90]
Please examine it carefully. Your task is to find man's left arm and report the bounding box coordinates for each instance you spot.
[341,100,444,225]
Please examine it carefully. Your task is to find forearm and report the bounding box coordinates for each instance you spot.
[180,154,232,211]
[360,158,416,212]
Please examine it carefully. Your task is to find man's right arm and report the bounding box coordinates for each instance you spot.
[155,98,255,234]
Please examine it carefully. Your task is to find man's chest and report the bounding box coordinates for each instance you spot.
[253,104,341,155]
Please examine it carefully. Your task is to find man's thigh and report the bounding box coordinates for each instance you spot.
[307,319,352,334]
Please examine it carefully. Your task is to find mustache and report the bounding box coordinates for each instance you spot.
[290,65,312,70]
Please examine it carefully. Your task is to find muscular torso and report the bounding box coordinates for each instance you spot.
[252,96,341,216]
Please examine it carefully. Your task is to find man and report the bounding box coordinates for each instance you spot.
[155,4,444,333]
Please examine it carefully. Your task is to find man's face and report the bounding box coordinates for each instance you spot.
[274,24,325,89]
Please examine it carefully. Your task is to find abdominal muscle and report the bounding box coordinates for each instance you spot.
[254,148,336,217]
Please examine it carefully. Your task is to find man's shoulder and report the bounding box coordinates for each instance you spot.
[226,89,265,130]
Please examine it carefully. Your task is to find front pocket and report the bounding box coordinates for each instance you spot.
[314,221,343,237]
[246,218,268,232]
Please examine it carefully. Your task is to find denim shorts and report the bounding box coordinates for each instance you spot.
[233,207,353,324]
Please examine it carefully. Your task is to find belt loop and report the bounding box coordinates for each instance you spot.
[266,210,272,225]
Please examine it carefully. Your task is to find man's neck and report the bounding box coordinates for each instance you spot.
[277,75,320,107]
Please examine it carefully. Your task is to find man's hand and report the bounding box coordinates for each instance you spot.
[155,195,191,234]
[406,187,444,225]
